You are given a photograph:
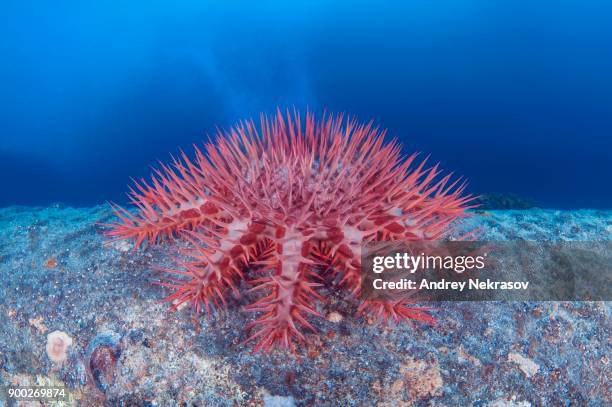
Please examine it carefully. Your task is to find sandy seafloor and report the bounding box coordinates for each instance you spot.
[0,205,610,406]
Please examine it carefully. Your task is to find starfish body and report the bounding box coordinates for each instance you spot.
[107,111,474,352]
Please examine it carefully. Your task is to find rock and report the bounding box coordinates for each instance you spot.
[263,394,296,407]
[508,352,539,378]
[0,205,610,405]
[400,357,443,402]
[490,395,532,406]
[87,332,122,392]
[326,312,343,323]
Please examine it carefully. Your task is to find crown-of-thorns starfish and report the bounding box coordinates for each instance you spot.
[106,110,475,352]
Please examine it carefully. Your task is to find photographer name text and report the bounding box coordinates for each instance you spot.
[372,278,529,291]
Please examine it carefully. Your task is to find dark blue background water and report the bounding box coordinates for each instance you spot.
[1,1,611,208]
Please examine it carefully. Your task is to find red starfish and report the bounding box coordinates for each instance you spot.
[106,110,474,352]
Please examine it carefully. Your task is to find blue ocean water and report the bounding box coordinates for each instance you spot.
[1,1,610,209]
